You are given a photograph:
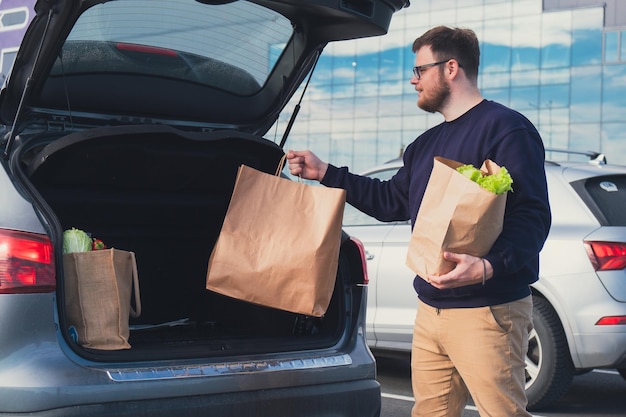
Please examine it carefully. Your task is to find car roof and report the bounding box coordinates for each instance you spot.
[361,150,626,179]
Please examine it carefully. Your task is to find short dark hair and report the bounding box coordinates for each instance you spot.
[412,26,480,81]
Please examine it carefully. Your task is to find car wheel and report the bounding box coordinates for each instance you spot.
[525,296,575,410]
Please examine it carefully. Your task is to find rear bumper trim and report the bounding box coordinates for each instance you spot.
[107,353,352,382]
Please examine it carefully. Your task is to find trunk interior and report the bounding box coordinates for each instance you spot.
[20,125,352,359]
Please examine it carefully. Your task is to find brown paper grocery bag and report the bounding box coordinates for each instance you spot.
[206,160,346,317]
[64,249,141,350]
[406,157,507,279]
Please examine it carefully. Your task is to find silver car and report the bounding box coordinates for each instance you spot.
[0,0,409,415]
[343,150,626,411]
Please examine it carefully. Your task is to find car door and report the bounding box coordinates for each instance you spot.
[342,163,416,352]
[372,221,415,351]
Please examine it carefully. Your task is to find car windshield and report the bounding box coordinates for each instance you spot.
[53,0,293,96]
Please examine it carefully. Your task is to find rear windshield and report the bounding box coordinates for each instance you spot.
[55,0,293,95]
[578,175,626,226]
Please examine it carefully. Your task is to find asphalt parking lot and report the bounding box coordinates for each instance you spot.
[376,355,626,417]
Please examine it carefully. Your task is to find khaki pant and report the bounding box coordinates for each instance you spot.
[411,296,533,417]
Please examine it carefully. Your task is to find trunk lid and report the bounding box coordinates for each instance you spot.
[1,0,408,151]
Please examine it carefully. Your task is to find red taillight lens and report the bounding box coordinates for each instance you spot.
[584,241,626,271]
[349,236,369,285]
[596,316,626,326]
[0,229,55,293]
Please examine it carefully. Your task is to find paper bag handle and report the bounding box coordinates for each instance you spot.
[129,251,142,318]
[275,153,287,177]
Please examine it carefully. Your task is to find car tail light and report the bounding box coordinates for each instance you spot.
[349,236,369,285]
[0,229,55,293]
[584,241,626,271]
[596,316,626,326]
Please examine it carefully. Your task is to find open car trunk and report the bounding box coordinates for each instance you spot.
[20,125,360,360]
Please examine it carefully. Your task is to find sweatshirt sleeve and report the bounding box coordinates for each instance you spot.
[321,164,411,223]
[483,126,552,281]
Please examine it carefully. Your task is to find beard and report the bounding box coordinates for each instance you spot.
[417,71,450,113]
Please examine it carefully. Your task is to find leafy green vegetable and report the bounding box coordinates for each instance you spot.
[456,164,482,182]
[456,164,513,195]
[63,228,93,254]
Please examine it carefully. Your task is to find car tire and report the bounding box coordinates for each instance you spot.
[525,296,575,411]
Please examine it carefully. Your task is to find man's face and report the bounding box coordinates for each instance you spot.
[411,46,450,114]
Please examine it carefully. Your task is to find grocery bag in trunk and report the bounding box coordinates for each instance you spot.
[63,249,142,350]
[406,157,508,279]
[206,157,346,317]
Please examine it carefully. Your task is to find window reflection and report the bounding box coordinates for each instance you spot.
[572,9,603,66]
[571,66,602,122]
[540,12,572,69]
[603,65,626,122]
[605,32,619,62]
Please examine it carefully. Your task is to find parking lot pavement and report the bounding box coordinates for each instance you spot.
[376,356,626,417]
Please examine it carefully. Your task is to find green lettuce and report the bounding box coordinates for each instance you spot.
[456,164,513,195]
[456,164,483,182]
[63,228,93,254]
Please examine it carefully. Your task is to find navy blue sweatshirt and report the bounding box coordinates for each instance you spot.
[322,100,551,308]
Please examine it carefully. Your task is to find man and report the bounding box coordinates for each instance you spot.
[287,26,551,416]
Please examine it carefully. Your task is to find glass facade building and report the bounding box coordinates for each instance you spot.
[274,0,626,172]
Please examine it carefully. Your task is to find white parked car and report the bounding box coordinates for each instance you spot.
[342,150,626,410]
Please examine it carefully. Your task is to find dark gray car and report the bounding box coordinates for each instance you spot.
[0,0,408,415]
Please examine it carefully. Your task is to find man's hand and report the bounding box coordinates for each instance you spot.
[286,150,328,182]
[426,252,492,289]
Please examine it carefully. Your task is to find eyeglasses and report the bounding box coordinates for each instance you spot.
[412,59,452,80]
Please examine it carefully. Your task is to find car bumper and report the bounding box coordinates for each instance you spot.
[0,379,381,417]
[573,331,626,369]
[533,270,626,370]
[0,294,380,416]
